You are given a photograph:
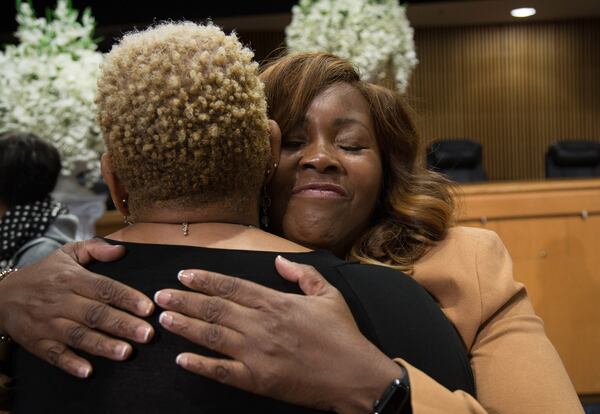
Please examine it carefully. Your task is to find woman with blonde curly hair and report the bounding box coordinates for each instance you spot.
[5,23,475,414]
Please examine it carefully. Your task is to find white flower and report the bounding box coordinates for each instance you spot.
[286,0,418,93]
[0,0,104,186]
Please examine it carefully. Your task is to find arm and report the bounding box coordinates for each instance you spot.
[404,228,583,414]
[157,243,583,414]
[0,239,155,377]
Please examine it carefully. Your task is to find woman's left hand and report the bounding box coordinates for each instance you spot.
[154,256,403,414]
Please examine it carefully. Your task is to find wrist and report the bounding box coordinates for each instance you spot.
[333,349,406,414]
[0,268,17,284]
[0,268,18,338]
[373,364,410,414]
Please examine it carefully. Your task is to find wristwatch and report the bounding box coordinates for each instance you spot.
[372,365,411,414]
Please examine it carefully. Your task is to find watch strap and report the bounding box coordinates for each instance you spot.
[373,365,411,414]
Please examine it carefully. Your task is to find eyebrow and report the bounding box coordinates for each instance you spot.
[296,115,371,133]
[331,117,371,132]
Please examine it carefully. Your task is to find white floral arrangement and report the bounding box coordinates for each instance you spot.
[286,0,418,93]
[0,0,104,186]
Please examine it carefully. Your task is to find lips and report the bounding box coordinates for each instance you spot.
[291,183,348,198]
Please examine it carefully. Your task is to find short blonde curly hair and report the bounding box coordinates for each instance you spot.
[96,22,271,216]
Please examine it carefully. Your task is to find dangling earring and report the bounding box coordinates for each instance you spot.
[260,187,271,229]
[122,198,133,225]
[260,162,277,229]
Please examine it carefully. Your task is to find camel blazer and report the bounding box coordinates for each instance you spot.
[395,226,584,414]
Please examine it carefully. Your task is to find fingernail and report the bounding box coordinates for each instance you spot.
[114,343,130,359]
[175,354,186,366]
[137,300,153,315]
[136,325,153,343]
[154,291,171,306]
[276,255,291,264]
[177,270,195,283]
[159,312,173,326]
[77,366,91,378]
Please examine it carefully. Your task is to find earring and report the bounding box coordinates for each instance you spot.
[260,187,271,229]
[265,162,278,178]
[122,198,133,226]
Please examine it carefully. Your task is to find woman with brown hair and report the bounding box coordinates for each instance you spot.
[156,52,583,414]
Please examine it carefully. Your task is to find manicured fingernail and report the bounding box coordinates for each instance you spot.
[114,343,130,359]
[176,354,187,366]
[77,366,91,378]
[178,270,195,283]
[276,255,291,264]
[137,300,153,315]
[154,291,171,306]
[136,325,153,343]
[159,312,173,326]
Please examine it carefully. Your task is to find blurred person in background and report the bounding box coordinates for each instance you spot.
[0,131,78,269]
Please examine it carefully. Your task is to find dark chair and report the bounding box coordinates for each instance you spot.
[426,139,487,183]
[545,140,600,178]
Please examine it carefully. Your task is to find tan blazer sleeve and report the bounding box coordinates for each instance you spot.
[405,227,583,414]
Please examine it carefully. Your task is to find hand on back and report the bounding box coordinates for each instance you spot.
[0,239,154,377]
[155,256,402,414]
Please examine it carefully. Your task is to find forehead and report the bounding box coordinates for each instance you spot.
[305,82,371,122]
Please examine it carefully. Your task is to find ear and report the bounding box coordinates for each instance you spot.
[101,153,129,216]
[266,119,281,182]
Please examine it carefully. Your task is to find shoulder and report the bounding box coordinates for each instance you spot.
[44,214,79,242]
[413,226,522,348]
[334,261,446,338]
[12,214,78,268]
[415,226,511,279]
[337,261,433,302]
[13,237,63,268]
[433,226,507,258]
[335,261,475,393]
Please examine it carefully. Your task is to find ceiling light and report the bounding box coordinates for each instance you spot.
[511,7,536,18]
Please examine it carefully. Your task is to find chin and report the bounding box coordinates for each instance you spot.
[283,221,343,253]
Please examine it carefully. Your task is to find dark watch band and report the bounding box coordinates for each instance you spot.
[372,366,411,414]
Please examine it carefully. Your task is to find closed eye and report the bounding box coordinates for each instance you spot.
[339,145,365,152]
[282,139,306,149]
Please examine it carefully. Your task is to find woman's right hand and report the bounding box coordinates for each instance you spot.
[0,239,155,378]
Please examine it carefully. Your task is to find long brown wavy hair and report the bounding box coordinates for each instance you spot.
[260,52,455,272]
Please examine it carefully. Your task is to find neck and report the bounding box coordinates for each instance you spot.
[110,203,261,246]
[107,206,312,254]
[132,204,260,228]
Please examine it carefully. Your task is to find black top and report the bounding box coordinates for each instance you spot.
[11,242,474,413]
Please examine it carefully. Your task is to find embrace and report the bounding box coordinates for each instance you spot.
[0,22,582,414]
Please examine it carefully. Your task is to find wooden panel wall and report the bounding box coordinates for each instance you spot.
[235,20,600,182]
[456,179,600,394]
[406,20,600,181]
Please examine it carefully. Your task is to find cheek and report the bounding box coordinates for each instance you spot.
[352,158,383,208]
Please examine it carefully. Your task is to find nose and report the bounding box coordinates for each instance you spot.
[300,141,342,173]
